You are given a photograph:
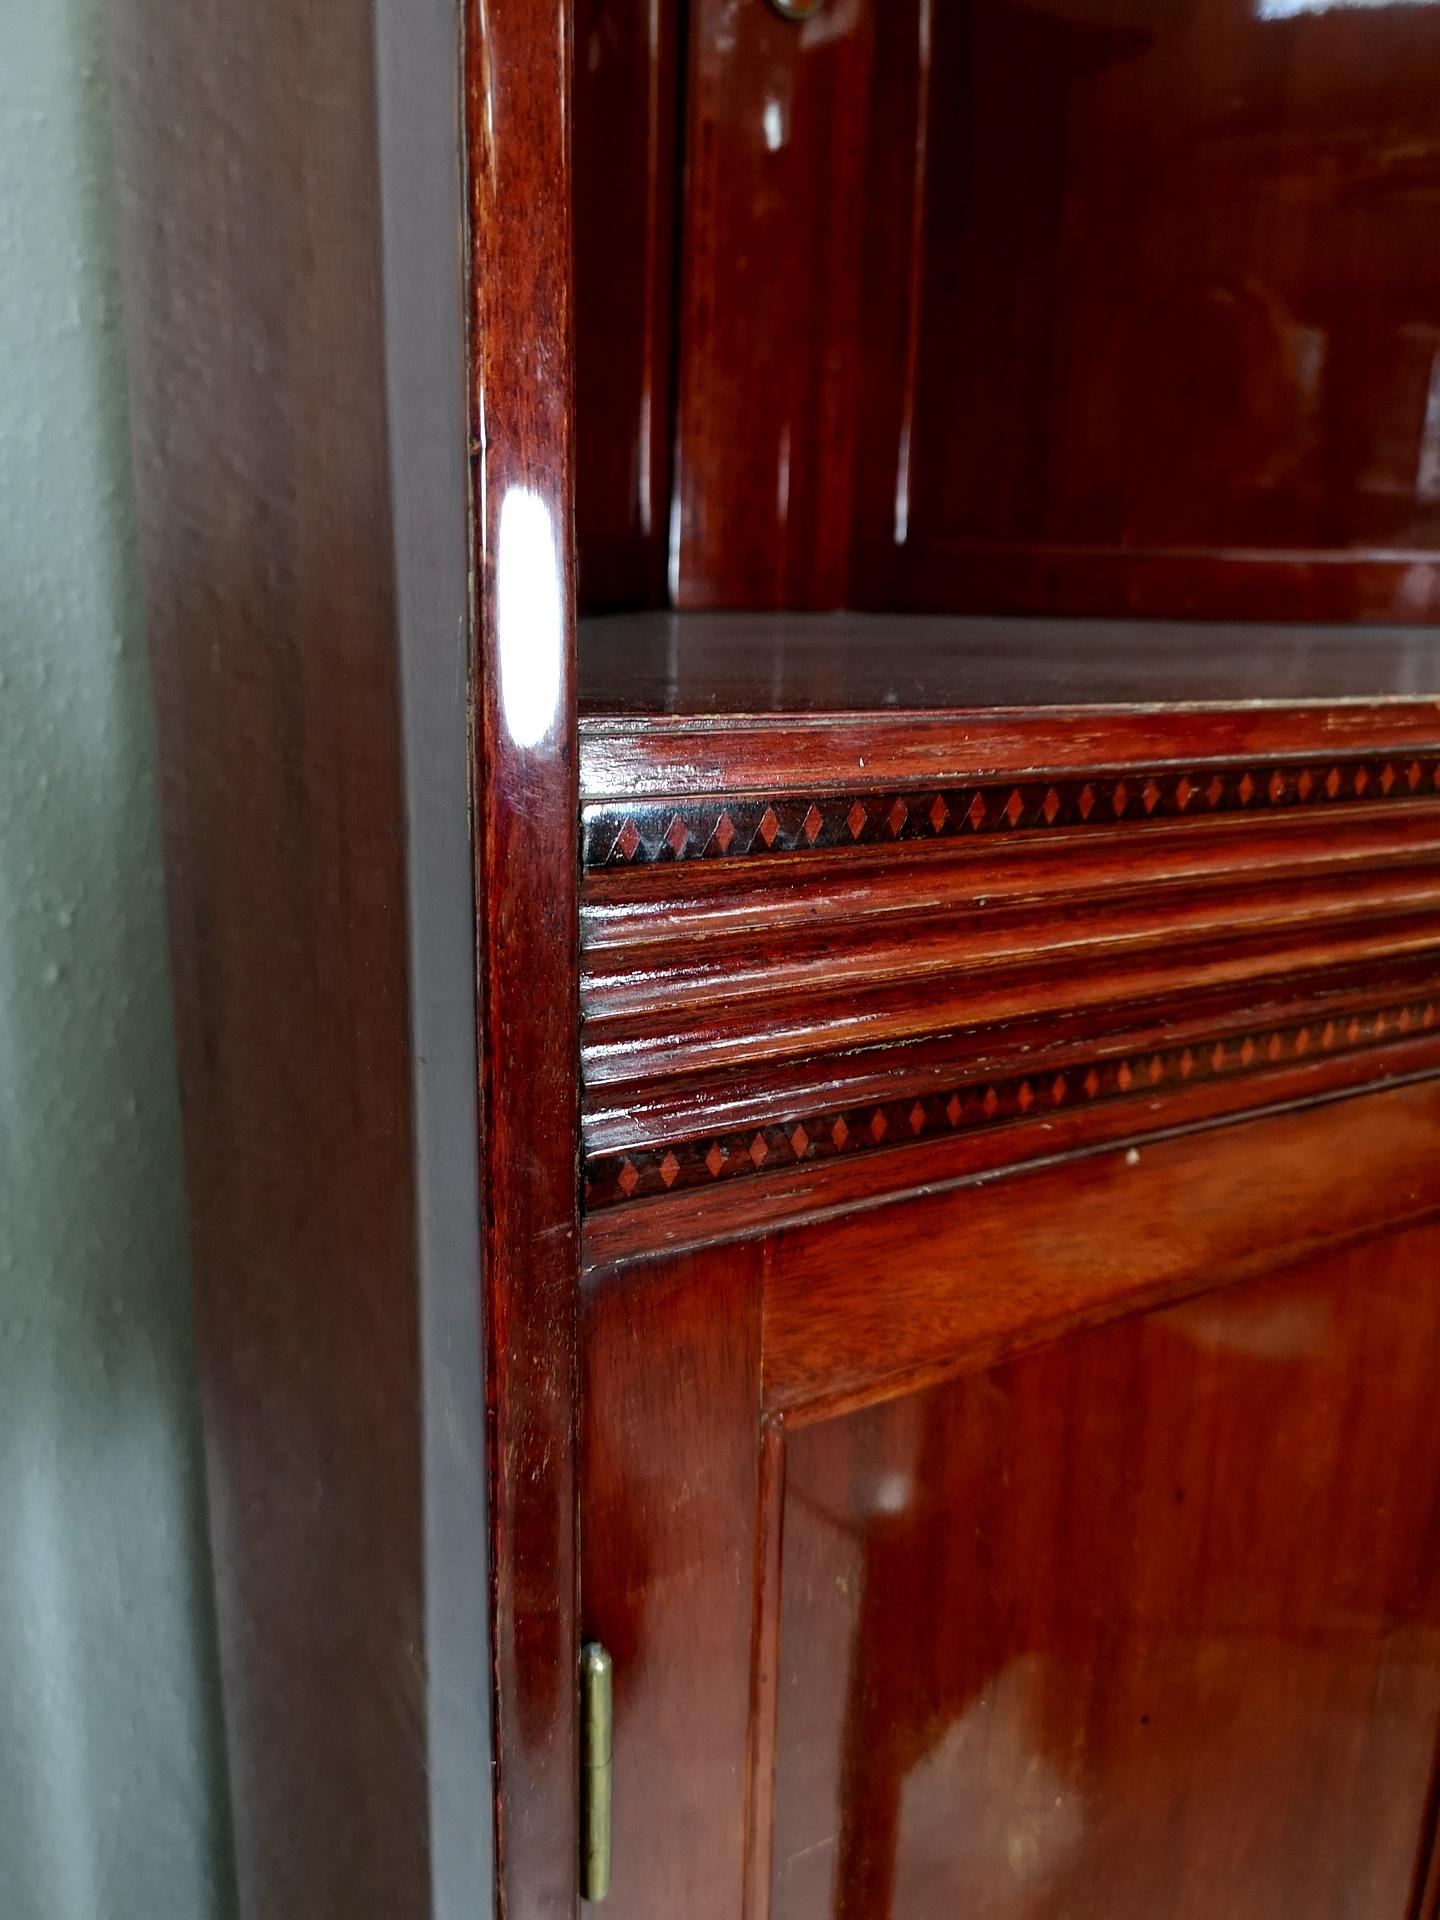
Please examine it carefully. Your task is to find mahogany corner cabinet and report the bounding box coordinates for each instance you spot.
[112,0,1440,1915]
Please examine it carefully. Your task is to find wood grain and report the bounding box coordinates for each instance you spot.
[761,1076,1440,1420]
[772,1224,1440,1918]
[580,1246,766,1920]
[585,989,1440,1213]
[466,0,582,1910]
[579,678,1440,1244]
[579,610,1440,719]
[582,1044,1440,1273]
[108,0,477,1913]
[659,0,1440,620]
[744,1419,788,1920]
[573,0,679,610]
[671,0,875,607]
[580,703,1440,799]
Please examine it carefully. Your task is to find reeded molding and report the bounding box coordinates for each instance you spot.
[579,708,1440,1263]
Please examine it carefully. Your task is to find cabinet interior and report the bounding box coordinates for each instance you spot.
[571,0,1440,710]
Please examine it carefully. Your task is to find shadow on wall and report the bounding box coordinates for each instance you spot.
[0,0,234,1915]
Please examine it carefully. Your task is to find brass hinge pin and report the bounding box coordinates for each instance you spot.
[580,1642,613,1902]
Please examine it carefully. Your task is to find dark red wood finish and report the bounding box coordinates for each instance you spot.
[577,641,1440,1260]
[577,616,1440,1915]
[114,0,1440,1909]
[864,0,1440,623]
[580,1245,766,1919]
[113,0,582,1913]
[659,0,1440,619]
[761,1076,1440,1419]
[577,611,1440,718]
[467,0,583,1910]
[573,0,680,610]
[670,0,876,608]
[108,0,478,1914]
[774,1223,1440,1920]
[580,1086,1440,1920]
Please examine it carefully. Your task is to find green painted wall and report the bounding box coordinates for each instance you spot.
[0,0,234,1913]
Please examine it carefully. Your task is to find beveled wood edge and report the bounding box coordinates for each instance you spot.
[580,705,1440,798]
[380,0,492,1907]
[110,0,485,1911]
[761,1075,1440,1425]
[742,1419,786,1920]
[581,1041,1440,1273]
[582,902,1440,1113]
[465,0,581,1910]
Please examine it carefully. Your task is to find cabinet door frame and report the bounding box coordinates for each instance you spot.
[583,1081,1440,1920]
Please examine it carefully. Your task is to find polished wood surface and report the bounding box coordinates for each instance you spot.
[584,874,1440,1242]
[573,0,679,610]
[774,1223,1440,1919]
[582,702,1440,799]
[116,0,1440,1910]
[108,3,475,1914]
[580,1246,765,1920]
[863,0,1440,622]
[580,613,1440,715]
[113,0,581,1912]
[581,1093,1440,1920]
[583,0,1440,1907]
[655,0,1440,619]
[671,0,875,608]
[577,648,1440,1259]
[466,0,583,1909]
[761,1075,1440,1419]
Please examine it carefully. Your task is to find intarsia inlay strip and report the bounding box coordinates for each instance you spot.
[583,755,1440,866]
[583,994,1438,1209]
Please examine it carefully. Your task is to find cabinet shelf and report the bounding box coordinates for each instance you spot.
[579,611,1440,719]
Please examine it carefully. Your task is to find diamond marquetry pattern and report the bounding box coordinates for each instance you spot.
[583,995,1438,1209]
[583,755,1440,866]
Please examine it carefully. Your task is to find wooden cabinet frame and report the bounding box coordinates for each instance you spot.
[111,0,1440,1913]
[110,0,582,1914]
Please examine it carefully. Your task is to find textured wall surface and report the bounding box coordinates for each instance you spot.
[0,1,235,1915]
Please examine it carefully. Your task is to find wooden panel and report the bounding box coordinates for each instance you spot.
[578,683,1440,1255]
[673,0,876,607]
[114,0,579,1911]
[581,1245,766,1920]
[108,1,480,1914]
[573,0,679,610]
[580,701,1440,799]
[770,1225,1440,1919]
[762,1077,1440,1420]
[465,0,583,1910]
[578,611,1440,717]
[866,0,1440,622]
[670,0,1440,620]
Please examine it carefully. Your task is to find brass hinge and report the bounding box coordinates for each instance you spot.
[580,1643,613,1902]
